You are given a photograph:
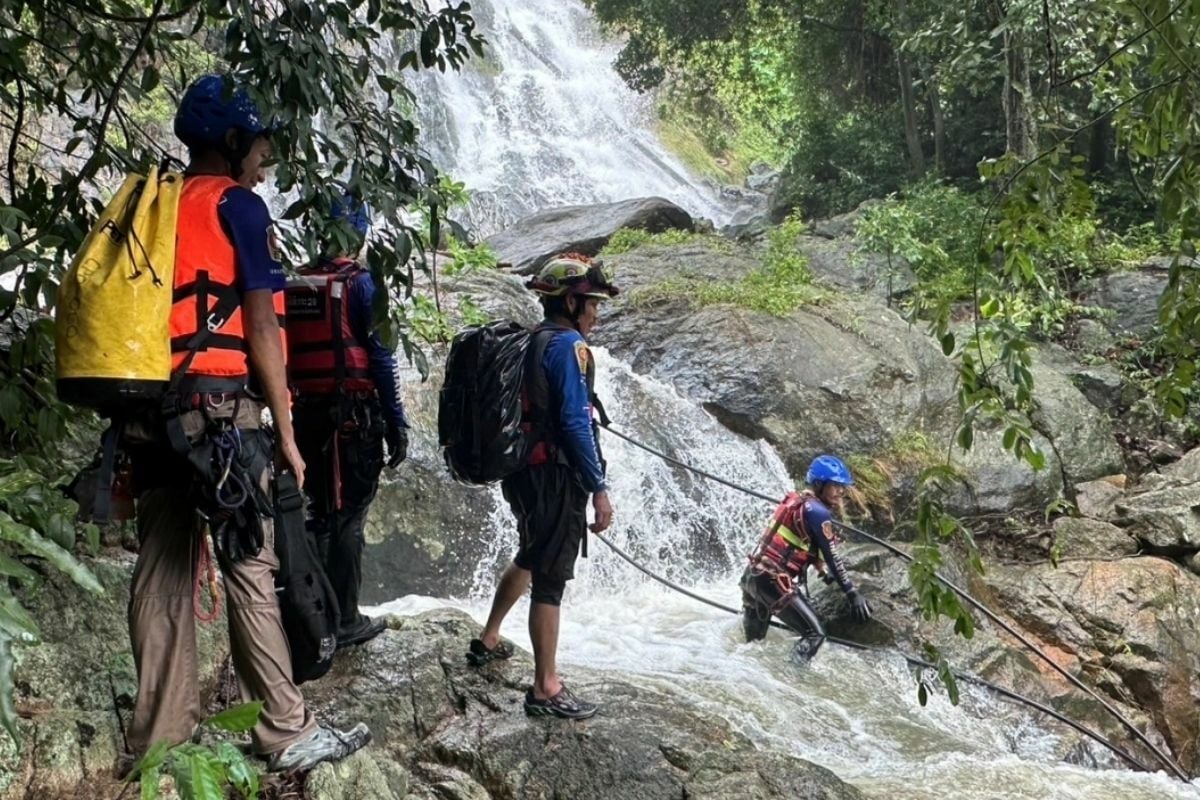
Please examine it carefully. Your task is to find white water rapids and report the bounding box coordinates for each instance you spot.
[373,353,1199,799]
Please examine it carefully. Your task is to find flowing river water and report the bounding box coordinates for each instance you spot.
[372,354,1200,799]
[382,0,1200,794]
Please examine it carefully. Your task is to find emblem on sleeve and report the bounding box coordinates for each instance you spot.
[574,339,590,372]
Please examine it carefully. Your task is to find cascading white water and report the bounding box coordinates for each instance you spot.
[375,351,1198,799]
[407,0,754,236]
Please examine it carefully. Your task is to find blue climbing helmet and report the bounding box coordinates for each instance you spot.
[805,455,854,487]
[331,194,370,237]
[174,74,270,148]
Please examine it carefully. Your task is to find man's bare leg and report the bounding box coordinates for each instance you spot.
[529,601,561,699]
[480,563,530,649]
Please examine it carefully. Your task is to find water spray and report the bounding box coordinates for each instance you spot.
[598,424,1190,781]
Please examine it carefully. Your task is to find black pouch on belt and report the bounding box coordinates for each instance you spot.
[273,471,341,684]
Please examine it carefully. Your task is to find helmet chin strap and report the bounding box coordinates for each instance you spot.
[566,293,586,330]
[219,129,256,181]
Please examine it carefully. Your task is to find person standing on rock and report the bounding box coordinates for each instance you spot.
[740,455,872,660]
[125,75,370,774]
[466,254,619,720]
[286,196,411,649]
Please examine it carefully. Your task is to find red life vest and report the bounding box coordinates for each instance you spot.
[750,491,823,576]
[284,257,374,395]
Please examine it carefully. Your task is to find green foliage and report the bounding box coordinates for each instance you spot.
[599,226,704,255]
[127,702,264,800]
[776,105,911,219]
[0,0,483,750]
[405,295,455,346]
[629,215,823,315]
[857,182,984,308]
[441,238,498,277]
[845,430,943,521]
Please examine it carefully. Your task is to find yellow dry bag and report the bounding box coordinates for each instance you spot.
[55,166,183,413]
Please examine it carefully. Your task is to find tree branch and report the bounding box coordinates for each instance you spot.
[0,0,166,261]
[1133,0,1200,82]
[7,80,24,204]
[1051,0,1185,88]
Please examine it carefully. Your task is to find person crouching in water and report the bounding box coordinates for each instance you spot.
[740,455,872,660]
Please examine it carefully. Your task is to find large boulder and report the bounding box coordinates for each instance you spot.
[983,557,1200,774]
[596,239,959,483]
[303,610,865,800]
[483,197,694,275]
[793,235,917,303]
[1077,259,1171,338]
[595,239,1125,516]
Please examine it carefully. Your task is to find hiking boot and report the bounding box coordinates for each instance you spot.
[524,684,598,720]
[336,615,386,650]
[267,722,371,773]
[466,637,514,666]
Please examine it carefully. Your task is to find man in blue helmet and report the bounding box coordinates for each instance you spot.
[124,75,370,776]
[285,196,410,649]
[740,455,872,661]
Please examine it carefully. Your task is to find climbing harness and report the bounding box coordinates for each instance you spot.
[597,424,1190,781]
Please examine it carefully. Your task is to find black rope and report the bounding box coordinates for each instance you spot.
[597,424,1189,781]
[591,530,1150,773]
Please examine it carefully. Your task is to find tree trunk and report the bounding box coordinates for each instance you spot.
[992,1,1037,160]
[896,46,926,177]
[926,70,946,174]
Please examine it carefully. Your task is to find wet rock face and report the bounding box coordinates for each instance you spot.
[304,610,865,800]
[483,197,694,275]
[983,557,1200,774]
[593,240,1124,516]
[1,555,230,800]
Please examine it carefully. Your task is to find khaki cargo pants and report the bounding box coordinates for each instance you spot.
[126,399,315,756]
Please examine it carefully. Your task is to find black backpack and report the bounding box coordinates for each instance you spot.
[273,472,340,684]
[439,320,547,485]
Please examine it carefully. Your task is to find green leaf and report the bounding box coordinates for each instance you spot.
[956,424,973,451]
[0,553,37,585]
[128,739,171,780]
[940,332,955,356]
[140,764,161,800]
[0,592,39,643]
[0,633,18,746]
[917,681,928,707]
[216,741,260,798]
[0,511,103,595]
[170,749,225,800]
[203,701,263,733]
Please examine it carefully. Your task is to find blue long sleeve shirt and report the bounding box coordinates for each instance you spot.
[344,270,409,429]
[541,327,606,493]
[800,498,855,593]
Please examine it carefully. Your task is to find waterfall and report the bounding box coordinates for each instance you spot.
[376,351,1195,800]
[406,0,754,236]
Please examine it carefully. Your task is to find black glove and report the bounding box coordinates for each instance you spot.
[846,588,872,623]
[385,423,408,469]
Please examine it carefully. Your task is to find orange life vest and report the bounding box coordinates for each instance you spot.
[284,258,374,395]
[170,175,286,382]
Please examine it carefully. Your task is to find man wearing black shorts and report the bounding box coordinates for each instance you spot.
[466,254,619,720]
